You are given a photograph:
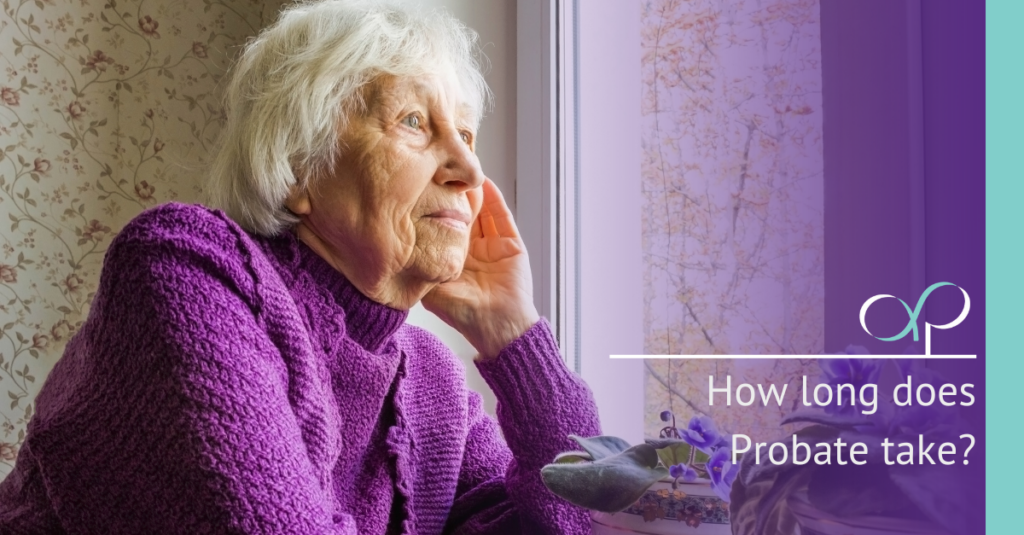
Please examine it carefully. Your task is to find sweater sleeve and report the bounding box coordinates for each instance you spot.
[20,206,354,534]
[443,319,601,534]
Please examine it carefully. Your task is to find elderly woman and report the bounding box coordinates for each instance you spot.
[0,1,599,533]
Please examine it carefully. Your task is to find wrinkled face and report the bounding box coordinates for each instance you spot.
[287,69,485,306]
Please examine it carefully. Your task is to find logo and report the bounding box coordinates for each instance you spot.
[859,282,970,355]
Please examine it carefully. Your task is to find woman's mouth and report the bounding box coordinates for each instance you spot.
[423,209,472,230]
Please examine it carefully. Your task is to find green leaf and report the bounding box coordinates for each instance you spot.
[729,427,843,535]
[781,409,873,429]
[570,435,631,461]
[541,444,668,513]
[740,425,838,487]
[730,452,809,535]
[890,464,974,535]
[653,440,693,470]
[553,451,593,464]
[809,463,911,518]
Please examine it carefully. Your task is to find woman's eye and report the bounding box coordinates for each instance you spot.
[460,131,471,145]
[401,114,421,129]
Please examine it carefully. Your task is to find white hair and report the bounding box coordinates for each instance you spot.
[207,0,492,236]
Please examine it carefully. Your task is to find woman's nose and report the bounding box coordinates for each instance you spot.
[433,130,485,191]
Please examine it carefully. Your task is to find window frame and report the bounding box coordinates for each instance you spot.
[518,0,646,443]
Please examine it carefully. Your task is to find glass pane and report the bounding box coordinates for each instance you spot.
[640,0,824,441]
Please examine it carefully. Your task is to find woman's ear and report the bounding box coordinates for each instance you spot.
[284,183,311,216]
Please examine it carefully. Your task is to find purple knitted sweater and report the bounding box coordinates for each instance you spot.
[0,203,600,534]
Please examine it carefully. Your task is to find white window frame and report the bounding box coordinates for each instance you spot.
[516,0,578,373]
[517,0,645,443]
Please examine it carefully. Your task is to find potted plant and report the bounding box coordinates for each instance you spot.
[728,355,979,535]
[541,411,736,534]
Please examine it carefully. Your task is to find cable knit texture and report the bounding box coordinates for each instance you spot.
[0,203,600,534]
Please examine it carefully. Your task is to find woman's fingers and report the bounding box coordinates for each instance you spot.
[473,209,485,239]
[481,178,520,239]
[480,210,499,238]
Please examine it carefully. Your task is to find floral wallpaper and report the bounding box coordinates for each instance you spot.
[0,0,287,478]
[641,0,824,441]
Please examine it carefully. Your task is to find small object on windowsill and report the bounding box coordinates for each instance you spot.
[540,411,735,534]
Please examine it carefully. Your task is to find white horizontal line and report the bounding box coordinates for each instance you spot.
[610,354,977,359]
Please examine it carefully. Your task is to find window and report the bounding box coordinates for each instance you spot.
[523,0,983,444]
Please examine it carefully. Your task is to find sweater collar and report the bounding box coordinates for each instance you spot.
[270,232,409,353]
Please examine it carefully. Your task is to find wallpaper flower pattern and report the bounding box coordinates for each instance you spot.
[641,0,825,441]
[0,0,287,478]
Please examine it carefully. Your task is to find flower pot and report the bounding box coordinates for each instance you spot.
[787,491,950,535]
[590,479,731,535]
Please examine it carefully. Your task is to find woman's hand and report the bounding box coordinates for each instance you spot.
[422,178,540,360]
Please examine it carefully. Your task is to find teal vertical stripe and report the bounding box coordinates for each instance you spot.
[987,1,1021,531]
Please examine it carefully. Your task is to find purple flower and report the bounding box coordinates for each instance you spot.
[707,447,738,503]
[818,351,882,415]
[888,368,958,436]
[669,463,697,482]
[682,415,722,454]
